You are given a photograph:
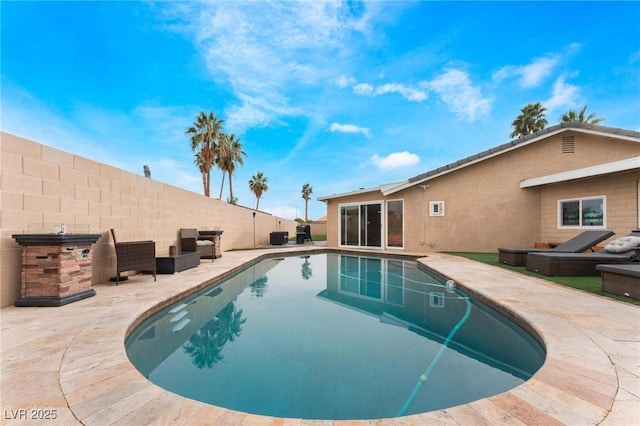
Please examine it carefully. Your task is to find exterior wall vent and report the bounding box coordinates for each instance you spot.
[562,136,575,154]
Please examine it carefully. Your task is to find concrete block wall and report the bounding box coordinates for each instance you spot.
[1,132,298,307]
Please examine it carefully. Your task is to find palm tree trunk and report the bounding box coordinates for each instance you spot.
[305,200,309,222]
[219,172,226,199]
[229,173,234,202]
[256,198,260,210]
[201,172,207,197]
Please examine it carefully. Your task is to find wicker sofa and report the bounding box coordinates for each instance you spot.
[110,229,156,285]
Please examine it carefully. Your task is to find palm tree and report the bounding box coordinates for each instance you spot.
[510,102,548,138]
[216,133,229,199]
[301,183,313,222]
[182,300,246,369]
[217,134,248,202]
[193,152,208,196]
[560,105,604,125]
[249,172,268,210]
[220,134,245,204]
[186,112,223,197]
[300,256,312,280]
[250,276,268,298]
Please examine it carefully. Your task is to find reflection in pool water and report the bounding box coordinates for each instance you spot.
[126,253,545,420]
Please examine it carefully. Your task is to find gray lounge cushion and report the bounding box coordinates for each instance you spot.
[604,236,640,253]
[596,264,640,278]
[196,240,214,246]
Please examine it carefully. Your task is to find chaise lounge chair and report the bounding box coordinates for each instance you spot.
[498,230,615,266]
[596,264,640,300]
[525,231,640,276]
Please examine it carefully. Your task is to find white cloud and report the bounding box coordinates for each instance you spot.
[544,74,580,112]
[353,82,374,95]
[352,82,427,102]
[423,69,492,121]
[493,56,559,88]
[330,122,371,137]
[351,70,488,118]
[492,45,581,89]
[164,2,377,132]
[336,74,356,88]
[376,83,427,102]
[518,57,559,88]
[369,151,420,171]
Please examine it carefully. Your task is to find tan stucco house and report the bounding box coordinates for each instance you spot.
[318,123,640,253]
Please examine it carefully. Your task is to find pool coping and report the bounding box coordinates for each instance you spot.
[1,247,638,425]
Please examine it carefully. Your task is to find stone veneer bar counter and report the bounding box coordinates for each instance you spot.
[12,233,101,307]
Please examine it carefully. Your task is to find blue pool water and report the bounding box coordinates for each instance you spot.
[126,253,545,420]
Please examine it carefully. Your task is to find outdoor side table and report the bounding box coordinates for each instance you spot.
[11,233,101,307]
[156,251,201,274]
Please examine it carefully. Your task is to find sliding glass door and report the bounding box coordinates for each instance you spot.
[339,200,403,249]
[340,203,382,247]
[340,205,360,246]
[361,203,381,247]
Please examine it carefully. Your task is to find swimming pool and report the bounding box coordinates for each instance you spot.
[126,253,545,420]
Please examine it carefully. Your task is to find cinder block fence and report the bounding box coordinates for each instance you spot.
[1,132,298,307]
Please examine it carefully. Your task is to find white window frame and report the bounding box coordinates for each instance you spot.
[429,201,445,217]
[429,292,445,308]
[557,195,606,229]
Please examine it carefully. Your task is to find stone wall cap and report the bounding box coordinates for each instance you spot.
[12,233,102,245]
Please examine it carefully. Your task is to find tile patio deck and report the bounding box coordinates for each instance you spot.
[1,247,638,425]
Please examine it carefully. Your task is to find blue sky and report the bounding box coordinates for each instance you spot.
[2,1,639,221]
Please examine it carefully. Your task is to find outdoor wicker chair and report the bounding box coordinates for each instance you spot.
[180,228,214,262]
[110,229,156,285]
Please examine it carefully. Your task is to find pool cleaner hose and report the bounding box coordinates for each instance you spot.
[396,286,472,417]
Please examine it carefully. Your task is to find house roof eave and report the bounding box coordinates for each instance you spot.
[316,186,382,202]
[520,156,640,188]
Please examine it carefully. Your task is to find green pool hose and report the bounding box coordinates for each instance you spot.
[396,282,472,417]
